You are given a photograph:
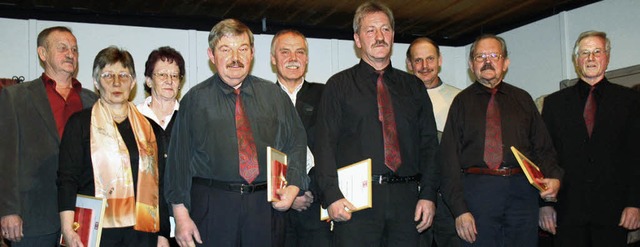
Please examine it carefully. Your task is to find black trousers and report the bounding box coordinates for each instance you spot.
[420,192,460,247]
[190,182,275,247]
[461,173,538,247]
[333,182,420,247]
[554,221,628,247]
[7,232,58,247]
[99,227,157,247]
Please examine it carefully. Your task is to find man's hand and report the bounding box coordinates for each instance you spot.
[291,191,314,212]
[327,198,356,222]
[273,185,300,211]
[619,207,640,230]
[539,206,557,235]
[172,204,202,247]
[1,214,23,242]
[414,199,435,232]
[537,178,560,202]
[455,212,477,243]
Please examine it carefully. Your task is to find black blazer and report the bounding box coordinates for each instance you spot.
[0,77,97,236]
[277,80,325,196]
[542,78,640,225]
[293,81,325,150]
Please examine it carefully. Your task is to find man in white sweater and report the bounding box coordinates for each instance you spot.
[406,37,461,247]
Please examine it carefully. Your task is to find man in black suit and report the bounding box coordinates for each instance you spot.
[540,30,640,246]
[270,29,331,247]
[0,26,97,246]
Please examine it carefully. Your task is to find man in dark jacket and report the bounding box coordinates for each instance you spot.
[0,26,97,246]
[540,30,640,247]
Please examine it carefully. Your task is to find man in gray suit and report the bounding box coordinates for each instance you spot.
[0,26,97,246]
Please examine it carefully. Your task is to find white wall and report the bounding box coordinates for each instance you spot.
[1,0,638,102]
[0,18,428,104]
[488,0,640,98]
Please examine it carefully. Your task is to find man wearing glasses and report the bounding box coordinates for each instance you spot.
[0,26,97,246]
[439,34,563,247]
[540,30,640,246]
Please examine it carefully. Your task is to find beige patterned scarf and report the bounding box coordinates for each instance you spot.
[90,100,159,232]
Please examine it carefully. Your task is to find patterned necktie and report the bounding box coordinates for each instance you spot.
[235,89,259,184]
[483,88,502,169]
[376,70,402,172]
[583,86,596,137]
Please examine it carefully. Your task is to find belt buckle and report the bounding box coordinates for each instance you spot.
[240,184,255,195]
[378,175,383,184]
[499,167,510,177]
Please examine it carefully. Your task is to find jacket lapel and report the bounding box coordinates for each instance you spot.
[26,79,60,142]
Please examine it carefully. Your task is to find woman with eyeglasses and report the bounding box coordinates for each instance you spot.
[57,46,170,247]
[137,46,184,131]
[136,46,185,247]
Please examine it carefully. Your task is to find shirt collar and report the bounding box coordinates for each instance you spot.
[41,73,83,92]
[276,79,304,95]
[472,80,504,95]
[358,59,393,77]
[215,73,255,97]
[576,77,608,97]
[143,96,180,111]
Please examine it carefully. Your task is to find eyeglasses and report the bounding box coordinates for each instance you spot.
[577,49,607,58]
[100,72,133,83]
[153,72,182,81]
[473,53,502,62]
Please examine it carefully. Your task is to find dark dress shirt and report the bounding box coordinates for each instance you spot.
[165,74,308,210]
[542,78,640,226]
[57,108,170,238]
[439,81,563,217]
[314,60,439,207]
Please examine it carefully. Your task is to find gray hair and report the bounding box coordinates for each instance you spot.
[92,46,136,82]
[270,29,309,56]
[353,1,395,34]
[468,34,508,61]
[572,30,610,63]
[208,19,254,49]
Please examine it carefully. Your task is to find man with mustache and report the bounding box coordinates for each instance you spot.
[0,26,98,246]
[165,19,308,247]
[405,37,461,247]
[270,29,332,247]
[439,34,563,247]
[540,31,640,246]
[314,2,439,246]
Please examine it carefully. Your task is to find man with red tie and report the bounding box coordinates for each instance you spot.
[314,2,439,246]
[439,34,562,247]
[164,19,308,247]
[540,30,640,246]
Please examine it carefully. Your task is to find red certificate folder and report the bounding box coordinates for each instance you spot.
[60,195,106,247]
[267,146,288,202]
[510,146,547,192]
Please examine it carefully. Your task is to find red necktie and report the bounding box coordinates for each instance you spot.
[483,88,502,169]
[583,86,596,137]
[376,71,402,172]
[235,89,259,184]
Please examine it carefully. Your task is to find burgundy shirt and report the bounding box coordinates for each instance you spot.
[42,73,84,137]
